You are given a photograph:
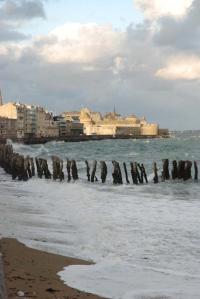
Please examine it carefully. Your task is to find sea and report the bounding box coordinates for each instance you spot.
[0,135,200,299]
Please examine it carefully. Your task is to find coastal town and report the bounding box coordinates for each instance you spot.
[0,90,169,143]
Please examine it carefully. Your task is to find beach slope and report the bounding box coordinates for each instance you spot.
[0,238,106,299]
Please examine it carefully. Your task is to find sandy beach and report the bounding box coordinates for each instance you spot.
[0,238,106,299]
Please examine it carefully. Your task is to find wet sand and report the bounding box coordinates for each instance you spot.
[0,238,106,299]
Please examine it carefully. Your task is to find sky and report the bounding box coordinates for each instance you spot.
[0,0,199,129]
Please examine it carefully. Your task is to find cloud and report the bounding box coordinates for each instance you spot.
[33,23,124,64]
[156,55,200,80]
[1,21,198,130]
[0,0,45,21]
[0,22,29,41]
[153,0,200,50]
[134,0,193,19]
[0,0,45,42]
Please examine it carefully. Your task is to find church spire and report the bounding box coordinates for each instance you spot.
[0,89,3,106]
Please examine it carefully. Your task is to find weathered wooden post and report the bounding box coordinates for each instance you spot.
[59,159,64,181]
[141,163,148,184]
[171,160,178,180]
[85,160,90,182]
[15,155,21,180]
[52,156,60,180]
[123,162,130,184]
[35,157,42,178]
[178,160,185,179]
[11,153,18,180]
[137,163,144,184]
[23,156,29,181]
[184,161,192,181]
[66,159,71,182]
[17,155,24,181]
[100,161,107,183]
[27,156,32,178]
[161,159,170,181]
[91,160,98,182]
[71,160,79,181]
[153,162,159,184]
[42,159,52,179]
[30,158,35,177]
[194,161,198,180]
[135,162,143,184]
[112,161,123,185]
[130,162,138,184]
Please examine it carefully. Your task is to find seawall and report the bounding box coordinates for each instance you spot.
[0,134,169,145]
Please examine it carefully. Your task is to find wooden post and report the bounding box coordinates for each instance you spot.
[11,153,18,180]
[153,162,159,184]
[178,160,185,179]
[194,161,198,180]
[23,156,29,181]
[100,161,107,183]
[141,163,148,183]
[123,162,130,184]
[91,160,97,182]
[59,159,64,181]
[43,159,52,179]
[161,159,170,181]
[137,163,144,184]
[71,160,79,181]
[52,156,61,180]
[66,159,71,182]
[30,158,35,177]
[130,162,138,184]
[85,160,90,182]
[184,161,192,181]
[27,156,32,178]
[35,158,42,178]
[112,161,123,184]
[135,162,142,184]
[171,160,178,180]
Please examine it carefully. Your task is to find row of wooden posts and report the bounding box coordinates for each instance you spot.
[0,144,198,185]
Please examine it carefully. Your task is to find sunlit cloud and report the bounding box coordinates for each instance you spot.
[156,55,200,80]
[36,23,124,64]
[134,0,193,19]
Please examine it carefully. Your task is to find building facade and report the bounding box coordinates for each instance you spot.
[76,108,159,137]
[54,115,84,137]
[0,102,59,138]
[0,116,17,139]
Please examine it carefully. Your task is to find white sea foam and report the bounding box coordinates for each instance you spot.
[58,260,200,299]
[1,139,200,298]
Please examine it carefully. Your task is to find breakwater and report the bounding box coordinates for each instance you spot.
[0,143,198,185]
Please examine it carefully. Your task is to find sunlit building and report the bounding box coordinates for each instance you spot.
[71,108,161,137]
[0,102,59,138]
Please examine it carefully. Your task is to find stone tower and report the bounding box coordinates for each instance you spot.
[0,89,3,106]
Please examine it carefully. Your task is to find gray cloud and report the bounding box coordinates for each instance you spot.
[0,0,45,21]
[153,0,200,51]
[0,0,46,41]
[0,22,29,41]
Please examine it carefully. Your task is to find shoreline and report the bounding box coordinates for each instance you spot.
[0,238,106,299]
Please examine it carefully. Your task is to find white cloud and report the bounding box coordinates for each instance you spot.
[134,0,193,19]
[36,23,125,64]
[156,55,200,80]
